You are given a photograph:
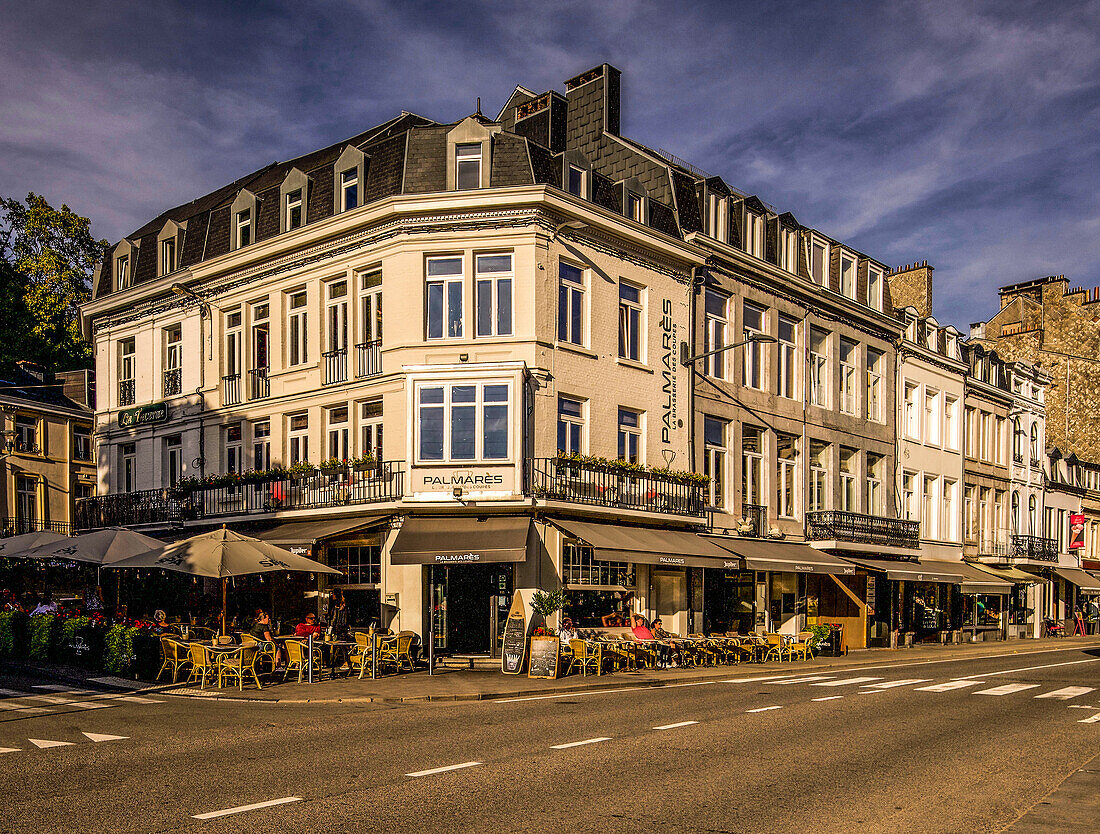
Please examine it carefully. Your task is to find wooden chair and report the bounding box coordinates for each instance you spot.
[217,645,263,690]
[569,639,601,676]
[186,643,216,689]
[283,639,323,683]
[157,636,191,683]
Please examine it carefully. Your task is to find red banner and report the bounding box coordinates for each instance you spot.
[1069,513,1085,549]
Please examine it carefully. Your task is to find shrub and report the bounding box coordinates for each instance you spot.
[0,610,28,658]
[28,614,58,661]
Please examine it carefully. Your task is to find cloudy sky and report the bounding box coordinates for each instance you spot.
[2,0,1096,328]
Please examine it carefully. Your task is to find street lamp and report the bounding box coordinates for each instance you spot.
[170,282,210,316]
[679,331,777,366]
[553,219,588,239]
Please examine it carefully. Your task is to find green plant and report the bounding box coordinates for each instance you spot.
[0,610,27,657]
[530,589,566,635]
[28,614,57,661]
[808,624,832,646]
[350,453,377,468]
[319,457,350,470]
[104,623,137,675]
[287,461,315,478]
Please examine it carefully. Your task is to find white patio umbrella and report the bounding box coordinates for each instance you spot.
[22,527,166,566]
[105,526,342,635]
[0,530,68,558]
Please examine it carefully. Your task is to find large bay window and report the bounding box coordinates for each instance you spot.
[417,381,511,463]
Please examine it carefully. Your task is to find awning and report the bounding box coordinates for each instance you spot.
[389,516,533,565]
[1054,567,1100,594]
[971,563,1043,584]
[253,517,390,557]
[843,556,1012,593]
[708,537,855,575]
[551,519,733,569]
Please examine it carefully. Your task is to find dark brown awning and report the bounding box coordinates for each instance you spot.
[551,519,733,569]
[843,556,1012,592]
[1054,567,1100,594]
[252,516,390,557]
[389,516,533,565]
[707,537,856,575]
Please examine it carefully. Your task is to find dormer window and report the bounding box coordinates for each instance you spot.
[707,194,728,243]
[567,165,586,198]
[925,325,938,351]
[236,210,251,248]
[161,239,176,275]
[285,190,303,231]
[867,266,883,311]
[780,226,798,273]
[810,236,829,285]
[839,252,856,299]
[456,143,482,190]
[341,169,358,210]
[626,191,644,223]
[745,212,763,258]
[116,255,130,290]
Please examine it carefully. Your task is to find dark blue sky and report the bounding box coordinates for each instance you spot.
[2,0,1096,329]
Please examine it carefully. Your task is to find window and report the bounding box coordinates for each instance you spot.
[120,443,137,493]
[225,311,242,398]
[163,325,182,396]
[780,226,798,274]
[925,388,941,446]
[475,253,513,337]
[617,407,642,463]
[965,406,977,456]
[562,542,634,587]
[742,302,765,389]
[455,143,482,190]
[745,212,763,258]
[426,256,463,340]
[116,255,130,290]
[73,426,92,462]
[903,382,920,439]
[777,315,797,399]
[625,191,644,223]
[618,281,643,362]
[325,281,348,383]
[707,193,727,243]
[902,472,917,521]
[329,544,381,586]
[288,291,308,365]
[359,399,383,460]
[1011,491,1021,533]
[809,441,829,513]
[810,237,829,285]
[164,435,182,488]
[809,328,828,407]
[161,238,176,275]
[288,413,309,465]
[416,382,510,463]
[251,302,270,389]
[921,476,937,540]
[839,339,857,414]
[558,261,585,346]
[866,453,884,516]
[925,324,938,352]
[327,405,349,461]
[341,168,358,211]
[839,253,856,299]
[567,165,586,198]
[944,395,959,450]
[16,476,37,527]
[703,416,727,509]
[980,412,993,462]
[1028,494,1037,535]
[285,189,303,231]
[867,266,883,311]
[224,423,242,477]
[118,338,135,406]
[14,415,38,454]
[742,425,764,507]
[777,434,798,519]
[942,480,957,541]
[965,486,978,541]
[866,348,883,422]
[1030,422,1040,461]
[704,290,728,379]
[557,396,584,455]
[253,420,271,470]
[840,447,857,512]
[235,209,252,248]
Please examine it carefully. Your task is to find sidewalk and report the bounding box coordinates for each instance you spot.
[6,636,1098,704]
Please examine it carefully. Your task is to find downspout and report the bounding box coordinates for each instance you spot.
[687,265,704,492]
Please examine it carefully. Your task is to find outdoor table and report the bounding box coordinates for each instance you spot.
[317,639,357,676]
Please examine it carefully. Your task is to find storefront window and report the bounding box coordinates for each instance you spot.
[563,590,636,628]
[963,594,1003,630]
[562,542,634,587]
[328,545,381,585]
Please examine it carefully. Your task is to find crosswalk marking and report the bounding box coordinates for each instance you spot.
[113,696,163,704]
[862,679,930,689]
[1036,687,1095,700]
[915,680,980,692]
[976,683,1041,696]
[812,696,844,702]
[746,705,783,712]
[811,677,883,687]
[28,738,73,749]
[774,676,836,685]
[82,732,128,742]
[1078,713,1100,724]
[0,747,20,753]
[0,703,51,714]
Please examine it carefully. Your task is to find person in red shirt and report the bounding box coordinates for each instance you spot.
[294,613,323,637]
[631,613,673,667]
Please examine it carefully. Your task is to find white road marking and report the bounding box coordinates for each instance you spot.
[551,737,613,749]
[113,696,163,704]
[774,676,836,685]
[915,680,980,692]
[0,688,26,696]
[811,677,883,687]
[975,683,1041,696]
[496,681,715,703]
[746,705,783,713]
[406,762,482,777]
[18,694,75,704]
[725,675,804,684]
[812,696,844,702]
[1036,687,1095,700]
[0,703,51,714]
[82,732,128,742]
[1068,704,1100,710]
[192,796,303,819]
[31,685,93,693]
[956,657,1100,678]
[1078,713,1100,724]
[653,721,698,730]
[0,747,20,753]
[27,738,73,749]
[862,679,930,689]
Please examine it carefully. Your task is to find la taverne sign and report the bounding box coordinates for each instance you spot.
[118,402,168,428]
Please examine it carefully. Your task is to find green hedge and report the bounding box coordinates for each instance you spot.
[0,611,28,658]
[0,614,156,678]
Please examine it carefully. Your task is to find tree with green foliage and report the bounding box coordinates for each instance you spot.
[0,193,106,372]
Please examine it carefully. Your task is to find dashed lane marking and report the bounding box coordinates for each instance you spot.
[955,657,1100,678]
[0,703,51,714]
[811,677,883,687]
[976,683,1042,696]
[861,679,930,689]
[811,696,844,702]
[192,797,303,819]
[27,738,73,749]
[653,721,698,730]
[1068,704,1100,710]
[1036,687,1095,700]
[1078,713,1100,724]
[406,762,482,777]
[774,676,836,685]
[0,747,20,753]
[746,706,783,713]
[550,737,613,749]
[82,732,128,742]
[915,680,980,692]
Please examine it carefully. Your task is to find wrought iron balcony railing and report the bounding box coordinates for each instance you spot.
[739,503,767,537]
[249,367,269,400]
[74,489,181,531]
[525,457,705,517]
[323,348,348,385]
[807,510,920,551]
[163,367,182,396]
[13,439,40,454]
[356,340,382,378]
[118,379,135,406]
[222,374,241,405]
[1,517,73,538]
[1010,534,1058,562]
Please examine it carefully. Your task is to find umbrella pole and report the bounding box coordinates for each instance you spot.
[221,578,227,637]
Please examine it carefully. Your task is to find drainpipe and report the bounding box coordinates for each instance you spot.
[686,266,704,488]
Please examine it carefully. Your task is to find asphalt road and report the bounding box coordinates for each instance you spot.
[2,644,1098,833]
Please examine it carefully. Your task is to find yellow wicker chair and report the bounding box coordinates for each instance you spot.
[569,639,601,676]
[284,638,323,683]
[157,636,191,683]
[763,633,785,663]
[217,645,263,690]
[349,632,376,679]
[186,643,216,689]
[784,631,815,662]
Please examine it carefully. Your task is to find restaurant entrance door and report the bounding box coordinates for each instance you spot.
[443,564,513,655]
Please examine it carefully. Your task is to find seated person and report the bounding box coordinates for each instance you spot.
[251,610,285,668]
[295,613,323,638]
[558,617,578,647]
[631,613,673,667]
[650,617,683,667]
[601,609,629,627]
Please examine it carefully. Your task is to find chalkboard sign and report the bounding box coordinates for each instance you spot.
[527,636,561,679]
[501,590,527,674]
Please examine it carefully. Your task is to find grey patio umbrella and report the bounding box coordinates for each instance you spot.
[0,530,68,558]
[21,527,166,566]
[105,527,342,635]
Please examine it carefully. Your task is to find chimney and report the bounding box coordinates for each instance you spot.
[57,369,95,409]
[15,360,48,383]
[565,63,622,149]
[885,261,934,318]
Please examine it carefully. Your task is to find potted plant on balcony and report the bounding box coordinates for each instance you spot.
[288,461,315,482]
[320,457,349,476]
[350,453,377,474]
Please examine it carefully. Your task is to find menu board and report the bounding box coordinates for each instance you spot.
[527,636,561,679]
[501,590,527,674]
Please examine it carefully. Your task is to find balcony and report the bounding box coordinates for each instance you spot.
[163,367,182,396]
[74,463,405,530]
[222,374,241,405]
[13,438,40,455]
[1,517,72,537]
[323,348,348,385]
[525,457,706,517]
[738,503,767,537]
[807,510,920,551]
[1011,534,1058,563]
[356,340,382,378]
[249,367,270,400]
[118,379,135,406]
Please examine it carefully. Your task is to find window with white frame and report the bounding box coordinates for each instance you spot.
[704,289,728,379]
[925,388,941,446]
[867,266,883,311]
[809,440,829,513]
[14,415,38,454]
[340,168,358,211]
[742,302,765,389]
[777,315,797,399]
[707,194,728,243]
[116,254,131,290]
[557,396,584,455]
[980,412,993,462]
[120,443,137,493]
[253,420,270,471]
[161,237,176,276]
[964,486,977,541]
[288,291,308,366]
[703,416,727,509]
[809,327,828,407]
[567,165,586,198]
[777,434,798,518]
[359,399,383,460]
[903,382,920,439]
[416,382,510,463]
[839,252,856,299]
[866,348,883,421]
[235,209,252,248]
[285,189,303,231]
[944,394,959,450]
[618,280,643,362]
[902,471,917,521]
[745,211,763,258]
[866,452,884,515]
[742,425,764,506]
[1030,422,1040,460]
[839,339,857,414]
[1028,494,1037,535]
[455,143,482,190]
[327,405,349,461]
[16,476,38,525]
[840,447,857,512]
[164,324,182,395]
[252,301,270,374]
[225,310,242,379]
[163,435,182,488]
[288,413,309,464]
[73,426,92,462]
[326,280,348,357]
[625,191,644,223]
[118,337,135,405]
[224,423,242,476]
[475,253,513,337]
[617,407,643,463]
[810,237,829,285]
[558,261,585,346]
[922,475,937,538]
[780,226,798,274]
[942,479,957,541]
[426,256,463,340]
